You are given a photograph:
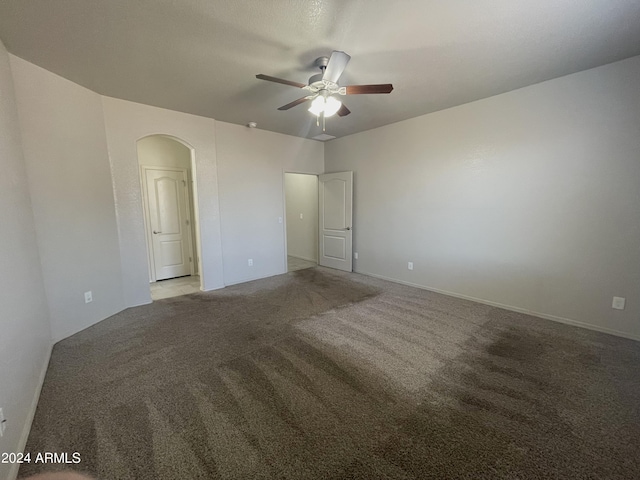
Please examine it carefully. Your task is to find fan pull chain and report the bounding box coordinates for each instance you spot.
[323,112,326,132]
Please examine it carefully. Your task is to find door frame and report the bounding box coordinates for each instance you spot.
[140,165,195,282]
[282,171,320,273]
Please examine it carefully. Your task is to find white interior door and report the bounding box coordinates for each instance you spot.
[145,168,193,280]
[318,171,353,272]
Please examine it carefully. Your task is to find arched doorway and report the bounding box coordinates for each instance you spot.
[137,135,202,300]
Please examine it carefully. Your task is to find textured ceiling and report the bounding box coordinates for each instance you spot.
[1,0,640,140]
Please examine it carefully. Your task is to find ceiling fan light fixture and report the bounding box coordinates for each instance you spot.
[308,95,342,117]
[308,96,326,116]
[324,96,342,117]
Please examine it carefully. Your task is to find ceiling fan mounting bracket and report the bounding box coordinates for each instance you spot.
[314,56,330,69]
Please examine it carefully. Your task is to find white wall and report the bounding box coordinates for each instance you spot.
[285,173,318,262]
[215,122,324,285]
[10,55,124,343]
[0,41,51,480]
[5,56,324,326]
[102,97,225,302]
[326,55,640,340]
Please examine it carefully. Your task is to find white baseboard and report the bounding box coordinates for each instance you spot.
[224,271,286,287]
[287,254,318,263]
[9,343,53,480]
[358,270,640,342]
[201,284,224,292]
[129,299,153,308]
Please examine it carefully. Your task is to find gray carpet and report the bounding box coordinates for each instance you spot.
[20,267,640,479]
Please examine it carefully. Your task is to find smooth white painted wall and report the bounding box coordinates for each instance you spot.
[215,122,324,285]
[9,55,124,343]
[285,173,318,262]
[102,97,225,302]
[326,55,640,340]
[0,41,51,480]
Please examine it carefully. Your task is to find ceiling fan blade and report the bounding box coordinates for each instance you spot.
[322,50,351,84]
[277,96,314,110]
[337,104,351,117]
[345,84,394,94]
[256,74,307,89]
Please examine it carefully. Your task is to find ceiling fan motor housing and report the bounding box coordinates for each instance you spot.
[308,72,324,85]
[307,57,342,94]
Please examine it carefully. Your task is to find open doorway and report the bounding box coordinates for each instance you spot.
[137,135,201,300]
[285,173,319,272]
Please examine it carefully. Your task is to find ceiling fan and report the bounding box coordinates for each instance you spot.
[256,50,393,128]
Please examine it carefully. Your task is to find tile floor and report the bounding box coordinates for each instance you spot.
[150,275,201,300]
[287,256,317,272]
[150,260,315,300]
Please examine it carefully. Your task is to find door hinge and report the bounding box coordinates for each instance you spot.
[186,219,190,225]
[182,180,186,186]
[189,257,192,262]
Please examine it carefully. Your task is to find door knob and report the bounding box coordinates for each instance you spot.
[345,227,351,231]
[153,230,162,234]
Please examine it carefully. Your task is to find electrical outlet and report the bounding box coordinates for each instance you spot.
[248,259,253,267]
[354,252,358,259]
[84,291,93,303]
[0,408,6,437]
[612,296,626,310]
[299,213,304,219]
[408,262,414,270]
